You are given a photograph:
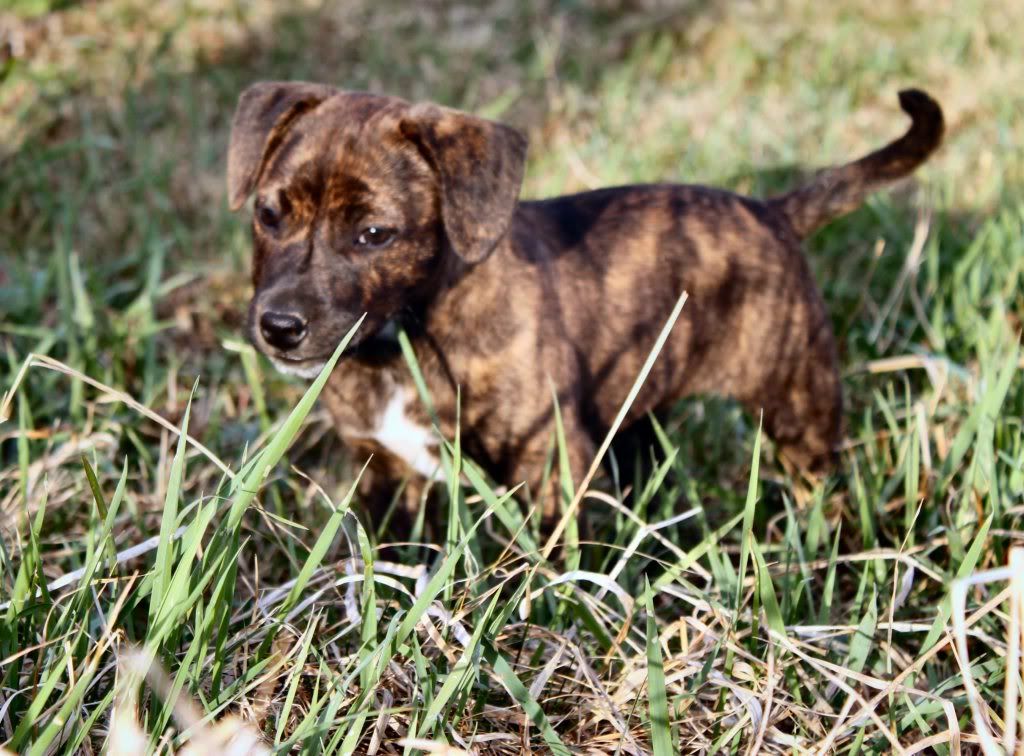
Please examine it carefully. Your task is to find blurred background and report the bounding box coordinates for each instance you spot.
[4,0,1021,278]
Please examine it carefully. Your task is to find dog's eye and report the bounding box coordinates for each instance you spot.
[256,201,282,231]
[355,226,396,248]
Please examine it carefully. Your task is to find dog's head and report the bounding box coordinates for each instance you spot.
[227,81,528,377]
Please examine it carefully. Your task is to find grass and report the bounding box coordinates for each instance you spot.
[1,0,1023,752]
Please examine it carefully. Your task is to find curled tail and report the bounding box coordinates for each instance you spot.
[769,89,944,238]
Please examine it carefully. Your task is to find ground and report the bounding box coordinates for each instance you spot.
[1,0,1022,753]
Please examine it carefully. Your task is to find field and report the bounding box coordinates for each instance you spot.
[1,0,1023,753]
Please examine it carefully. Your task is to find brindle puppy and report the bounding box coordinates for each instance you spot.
[227,83,943,521]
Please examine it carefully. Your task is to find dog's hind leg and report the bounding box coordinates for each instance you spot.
[760,327,843,475]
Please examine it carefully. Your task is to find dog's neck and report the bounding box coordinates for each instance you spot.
[425,225,519,321]
[349,226,518,380]
[349,318,401,363]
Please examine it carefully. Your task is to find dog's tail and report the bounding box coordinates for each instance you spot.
[769,89,943,238]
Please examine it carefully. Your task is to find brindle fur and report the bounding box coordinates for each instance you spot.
[228,83,943,522]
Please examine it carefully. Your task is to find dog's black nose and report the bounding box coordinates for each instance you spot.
[260,311,307,351]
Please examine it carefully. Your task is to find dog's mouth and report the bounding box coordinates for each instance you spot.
[268,354,331,380]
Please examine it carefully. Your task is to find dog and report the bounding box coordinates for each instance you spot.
[227,82,943,522]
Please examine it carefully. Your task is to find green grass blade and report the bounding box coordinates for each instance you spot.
[394,489,514,647]
[278,461,366,619]
[843,584,877,679]
[942,343,1018,480]
[275,613,320,744]
[485,647,571,756]
[356,514,377,693]
[418,591,502,731]
[226,316,364,531]
[735,418,763,610]
[637,512,744,606]
[645,577,674,756]
[751,537,786,638]
[818,521,843,624]
[148,388,193,630]
[920,513,993,652]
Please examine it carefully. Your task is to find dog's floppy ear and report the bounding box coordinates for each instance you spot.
[227,81,338,211]
[400,104,527,263]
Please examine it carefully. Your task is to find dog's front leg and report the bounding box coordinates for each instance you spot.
[509,417,596,527]
[347,443,429,541]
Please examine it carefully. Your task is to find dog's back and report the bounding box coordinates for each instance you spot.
[496,90,943,471]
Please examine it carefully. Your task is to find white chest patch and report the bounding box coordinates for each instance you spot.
[371,387,443,481]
